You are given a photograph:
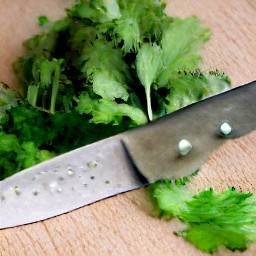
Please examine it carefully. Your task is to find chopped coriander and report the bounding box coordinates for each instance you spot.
[149,179,256,253]
[1,0,231,179]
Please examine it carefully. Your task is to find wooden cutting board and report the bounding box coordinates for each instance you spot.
[1,1,256,255]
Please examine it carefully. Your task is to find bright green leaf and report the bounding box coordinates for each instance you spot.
[136,43,162,120]
[158,17,210,86]
[76,92,147,125]
[163,71,231,114]
[92,70,129,101]
[149,179,256,253]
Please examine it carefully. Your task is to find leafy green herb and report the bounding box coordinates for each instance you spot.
[158,16,210,86]
[1,0,231,179]
[149,179,256,253]
[0,82,20,124]
[161,70,231,114]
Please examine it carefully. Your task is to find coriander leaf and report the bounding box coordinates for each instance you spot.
[114,13,141,52]
[180,188,256,252]
[149,179,256,253]
[80,40,132,102]
[181,188,256,229]
[180,223,249,253]
[76,92,147,125]
[0,83,20,125]
[5,103,56,147]
[16,141,55,170]
[68,22,97,53]
[92,69,129,101]
[149,179,191,218]
[68,0,121,23]
[13,18,69,99]
[117,0,169,45]
[0,133,20,154]
[102,0,121,20]
[158,16,210,86]
[0,132,21,180]
[81,40,130,79]
[160,70,231,114]
[135,43,162,120]
[111,0,171,53]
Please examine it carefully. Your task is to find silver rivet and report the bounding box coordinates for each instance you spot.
[14,186,21,195]
[220,122,232,136]
[87,161,97,168]
[178,139,192,156]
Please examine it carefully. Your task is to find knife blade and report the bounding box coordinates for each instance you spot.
[1,80,255,229]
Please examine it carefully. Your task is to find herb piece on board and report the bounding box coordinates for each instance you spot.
[38,16,49,26]
[149,179,256,253]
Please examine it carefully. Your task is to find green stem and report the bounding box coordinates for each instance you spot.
[50,64,61,114]
[145,86,153,121]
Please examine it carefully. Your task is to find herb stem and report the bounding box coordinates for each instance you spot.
[145,86,153,121]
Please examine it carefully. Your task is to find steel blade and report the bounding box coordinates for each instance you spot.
[0,137,146,229]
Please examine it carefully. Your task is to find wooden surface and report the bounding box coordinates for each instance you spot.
[1,0,256,255]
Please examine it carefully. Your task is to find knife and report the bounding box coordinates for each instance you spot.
[1,80,255,229]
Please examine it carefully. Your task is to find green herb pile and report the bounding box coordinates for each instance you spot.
[149,178,256,253]
[0,0,231,180]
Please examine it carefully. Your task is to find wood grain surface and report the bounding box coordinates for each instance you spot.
[1,0,256,255]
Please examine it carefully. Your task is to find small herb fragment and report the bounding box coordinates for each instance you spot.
[149,178,256,253]
[38,16,49,26]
